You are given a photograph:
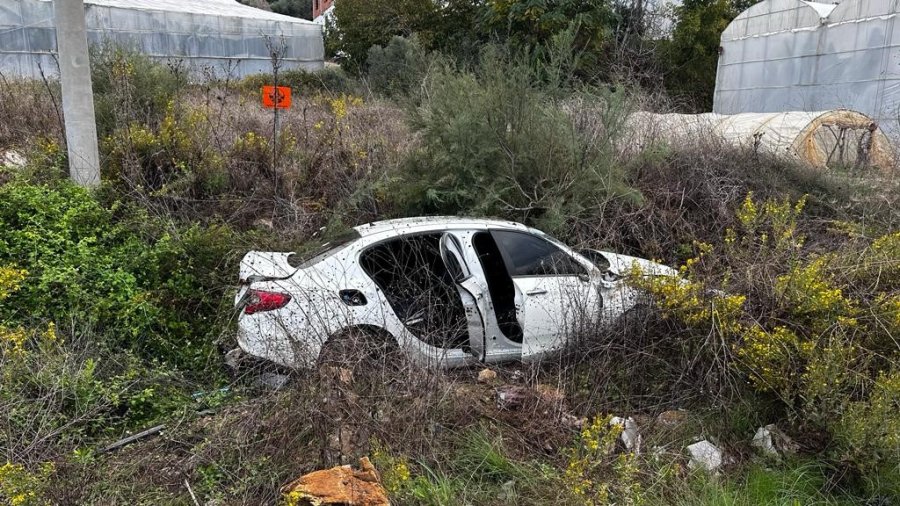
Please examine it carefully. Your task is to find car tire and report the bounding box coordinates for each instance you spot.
[317,327,404,381]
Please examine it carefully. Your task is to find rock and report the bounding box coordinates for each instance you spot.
[752,424,798,457]
[254,218,274,230]
[281,457,389,506]
[656,410,688,427]
[562,414,587,429]
[610,416,642,454]
[498,480,517,502]
[1,150,26,168]
[752,425,779,457]
[223,347,244,371]
[686,440,724,472]
[477,368,498,383]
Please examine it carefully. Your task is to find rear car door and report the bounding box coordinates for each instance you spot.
[490,230,601,359]
[439,233,489,360]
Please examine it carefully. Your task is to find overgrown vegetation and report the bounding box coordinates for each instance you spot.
[0,29,897,506]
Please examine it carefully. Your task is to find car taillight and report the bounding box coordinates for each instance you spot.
[243,290,292,315]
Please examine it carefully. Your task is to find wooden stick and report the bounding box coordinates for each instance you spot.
[185,479,201,506]
[98,424,166,454]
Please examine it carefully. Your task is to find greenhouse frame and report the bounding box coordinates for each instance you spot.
[627,110,894,171]
[0,0,324,79]
[714,0,900,134]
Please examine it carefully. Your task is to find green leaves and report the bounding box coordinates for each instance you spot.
[0,180,234,373]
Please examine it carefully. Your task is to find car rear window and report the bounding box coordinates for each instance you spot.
[289,230,361,269]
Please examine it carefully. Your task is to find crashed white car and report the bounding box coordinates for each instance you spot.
[235,217,675,369]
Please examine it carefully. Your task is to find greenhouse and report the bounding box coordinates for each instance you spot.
[0,0,324,79]
[627,110,895,170]
[714,0,900,135]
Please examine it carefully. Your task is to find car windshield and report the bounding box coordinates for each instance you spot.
[289,230,361,269]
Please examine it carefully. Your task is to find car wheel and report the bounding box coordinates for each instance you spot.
[317,327,404,382]
[315,328,404,465]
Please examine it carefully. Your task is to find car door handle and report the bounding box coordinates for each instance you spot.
[526,288,548,296]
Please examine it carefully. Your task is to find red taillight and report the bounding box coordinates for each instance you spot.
[244,290,292,315]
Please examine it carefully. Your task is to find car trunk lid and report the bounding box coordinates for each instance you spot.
[236,251,297,306]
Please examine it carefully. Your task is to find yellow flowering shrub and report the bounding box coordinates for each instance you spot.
[776,256,853,321]
[725,193,807,264]
[328,94,363,122]
[563,415,644,505]
[1,323,60,361]
[370,444,412,497]
[0,265,27,301]
[876,293,900,332]
[866,231,900,287]
[628,193,869,397]
[736,326,807,393]
[629,242,746,337]
[0,461,53,506]
[0,327,28,358]
[838,370,900,466]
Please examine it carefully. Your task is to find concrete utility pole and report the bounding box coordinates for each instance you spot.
[53,0,100,187]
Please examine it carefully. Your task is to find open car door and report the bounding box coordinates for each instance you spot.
[439,233,489,361]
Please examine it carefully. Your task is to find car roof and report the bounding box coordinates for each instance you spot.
[352,216,530,238]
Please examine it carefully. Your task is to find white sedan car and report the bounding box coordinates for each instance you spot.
[234,217,676,369]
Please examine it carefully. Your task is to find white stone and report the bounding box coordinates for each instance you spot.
[610,416,642,454]
[1,150,26,168]
[686,440,724,471]
[752,425,779,457]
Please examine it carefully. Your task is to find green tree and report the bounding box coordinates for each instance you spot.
[270,0,313,19]
[238,0,312,19]
[333,0,437,70]
[481,0,616,77]
[664,0,737,110]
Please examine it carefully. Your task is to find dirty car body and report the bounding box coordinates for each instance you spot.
[235,217,676,369]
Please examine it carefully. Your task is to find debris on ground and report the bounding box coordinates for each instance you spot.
[534,384,566,407]
[477,368,498,383]
[1,150,26,168]
[752,424,798,457]
[686,440,724,472]
[254,372,291,391]
[496,385,529,410]
[610,416,642,453]
[320,366,354,386]
[224,347,244,371]
[281,456,390,506]
[656,409,689,428]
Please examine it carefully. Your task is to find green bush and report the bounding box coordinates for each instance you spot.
[395,44,634,235]
[367,36,429,97]
[0,178,235,371]
[90,44,188,137]
[239,66,355,96]
[630,192,900,497]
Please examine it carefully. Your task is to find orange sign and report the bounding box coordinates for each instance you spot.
[262,85,292,109]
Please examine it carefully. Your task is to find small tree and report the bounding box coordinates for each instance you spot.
[663,0,738,110]
[333,0,436,71]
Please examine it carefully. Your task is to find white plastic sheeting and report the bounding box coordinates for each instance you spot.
[627,110,894,170]
[713,0,900,135]
[0,0,324,79]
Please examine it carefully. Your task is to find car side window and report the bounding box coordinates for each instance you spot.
[491,230,586,277]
